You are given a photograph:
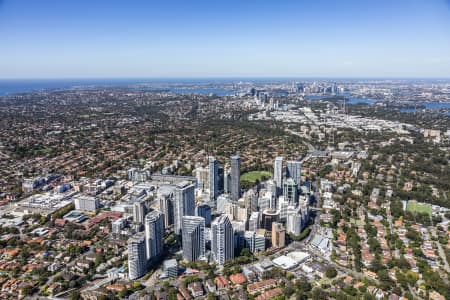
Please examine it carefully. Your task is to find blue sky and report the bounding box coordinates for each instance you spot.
[0,0,450,78]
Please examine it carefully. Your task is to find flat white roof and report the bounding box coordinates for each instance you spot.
[272,255,298,270]
[287,251,310,263]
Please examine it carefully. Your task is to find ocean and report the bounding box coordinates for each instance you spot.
[0,78,239,96]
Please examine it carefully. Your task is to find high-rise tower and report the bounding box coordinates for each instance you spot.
[144,210,164,261]
[182,216,205,262]
[208,156,219,202]
[174,181,196,235]
[133,200,146,224]
[286,160,301,187]
[211,215,234,265]
[128,232,147,280]
[230,153,241,201]
[273,156,283,195]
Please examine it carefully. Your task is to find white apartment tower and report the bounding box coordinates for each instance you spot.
[144,210,164,261]
[128,232,147,280]
[211,215,234,265]
[174,181,196,235]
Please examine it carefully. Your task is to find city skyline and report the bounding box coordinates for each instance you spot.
[0,0,449,298]
[0,79,449,298]
[1,0,450,78]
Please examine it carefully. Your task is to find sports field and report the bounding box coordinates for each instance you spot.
[240,171,272,184]
[406,200,432,216]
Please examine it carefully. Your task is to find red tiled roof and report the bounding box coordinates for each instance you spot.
[229,273,246,285]
[255,288,282,300]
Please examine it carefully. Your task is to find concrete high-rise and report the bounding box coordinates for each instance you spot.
[230,153,241,201]
[244,231,256,253]
[224,169,231,194]
[182,216,205,262]
[286,208,304,236]
[271,222,286,248]
[74,195,99,212]
[216,194,231,214]
[273,156,283,195]
[159,193,174,228]
[286,160,301,187]
[211,215,234,265]
[278,197,290,223]
[133,200,146,224]
[195,204,212,227]
[128,168,151,182]
[162,259,178,278]
[144,210,164,261]
[225,202,247,222]
[258,190,275,211]
[208,156,219,202]
[266,180,277,200]
[244,189,258,212]
[248,212,260,232]
[194,167,209,191]
[174,181,196,235]
[128,232,147,280]
[283,178,298,205]
[218,166,224,194]
[262,209,279,231]
[244,231,266,253]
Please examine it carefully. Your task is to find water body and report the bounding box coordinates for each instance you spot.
[306,94,376,105]
[306,94,450,114]
[145,87,235,96]
[423,102,450,110]
[0,78,239,96]
[400,102,450,116]
[400,108,416,113]
[0,79,143,95]
[400,109,450,116]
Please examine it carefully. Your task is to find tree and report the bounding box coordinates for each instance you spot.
[118,290,128,298]
[168,287,178,300]
[183,275,199,286]
[132,281,143,290]
[95,253,106,267]
[239,248,252,257]
[319,165,333,178]
[284,286,295,297]
[312,288,328,300]
[295,281,312,293]
[325,267,338,278]
[70,291,81,300]
[21,285,36,296]
[364,293,376,300]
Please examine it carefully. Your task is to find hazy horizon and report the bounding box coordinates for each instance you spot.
[2,76,450,81]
